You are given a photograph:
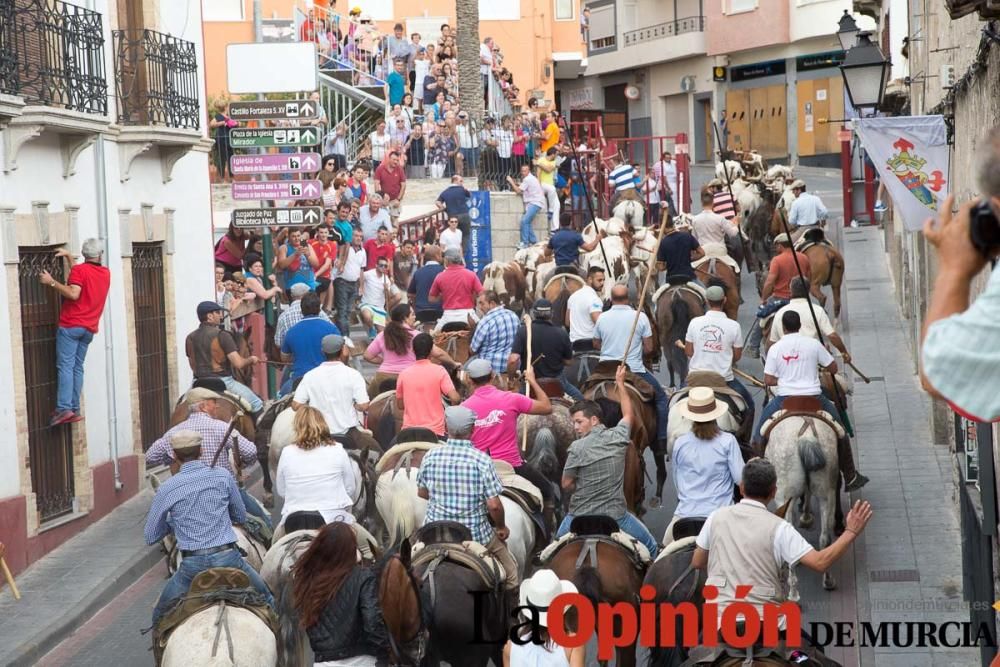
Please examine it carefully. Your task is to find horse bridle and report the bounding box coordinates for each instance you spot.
[380,553,427,666]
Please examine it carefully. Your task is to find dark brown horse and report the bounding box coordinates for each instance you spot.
[655,283,706,388]
[694,260,739,320]
[799,230,845,318]
[377,540,427,665]
[481,261,529,314]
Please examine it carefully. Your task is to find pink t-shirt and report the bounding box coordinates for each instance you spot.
[462,385,534,467]
[366,327,419,373]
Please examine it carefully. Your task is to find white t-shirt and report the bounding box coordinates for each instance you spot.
[479,43,493,74]
[440,227,463,252]
[692,210,738,246]
[696,499,813,569]
[335,246,366,282]
[685,310,743,381]
[763,332,834,396]
[493,129,514,158]
[293,362,370,434]
[370,131,390,162]
[275,443,357,524]
[567,285,603,342]
[769,298,835,343]
[361,268,391,308]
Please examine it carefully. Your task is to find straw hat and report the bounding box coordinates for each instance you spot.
[519,569,578,627]
[677,387,728,422]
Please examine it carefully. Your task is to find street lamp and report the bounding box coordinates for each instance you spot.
[839,32,890,110]
[836,10,860,51]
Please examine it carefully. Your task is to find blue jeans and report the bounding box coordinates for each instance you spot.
[151,547,274,623]
[727,378,754,413]
[240,487,272,528]
[635,370,669,446]
[334,278,359,336]
[56,326,94,413]
[557,512,659,559]
[220,376,263,413]
[520,204,542,246]
[748,296,787,352]
[755,393,841,443]
[560,371,585,401]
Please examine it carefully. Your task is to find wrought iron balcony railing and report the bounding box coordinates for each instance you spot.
[622,16,706,47]
[113,28,199,130]
[1,0,107,114]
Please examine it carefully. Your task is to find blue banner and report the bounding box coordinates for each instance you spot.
[466,190,492,275]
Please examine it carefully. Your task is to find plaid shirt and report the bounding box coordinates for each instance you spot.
[145,412,257,478]
[416,438,503,544]
[275,300,331,348]
[563,419,631,519]
[144,461,244,550]
[470,306,520,374]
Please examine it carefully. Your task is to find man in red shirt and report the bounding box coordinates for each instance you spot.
[363,227,396,277]
[746,233,812,358]
[429,247,483,331]
[373,151,407,215]
[39,239,111,426]
[309,225,338,313]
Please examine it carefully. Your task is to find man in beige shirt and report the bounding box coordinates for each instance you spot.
[691,189,740,246]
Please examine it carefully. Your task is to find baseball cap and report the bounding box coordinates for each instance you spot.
[773,233,791,245]
[533,299,553,316]
[705,285,725,302]
[445,406,477,435]
[185,387,223,404]
[466,358,493,379]
[169,430,203,453]
[290,283,311,298]
[708,178,722,187]
[321,334,355,355]
[197,300,224,319]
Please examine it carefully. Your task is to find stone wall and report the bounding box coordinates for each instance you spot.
[488,192,550,263]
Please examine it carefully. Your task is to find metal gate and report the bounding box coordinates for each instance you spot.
[18,249,74,521]
[132,244,170,450]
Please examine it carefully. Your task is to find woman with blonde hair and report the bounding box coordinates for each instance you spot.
[275,405,357,530]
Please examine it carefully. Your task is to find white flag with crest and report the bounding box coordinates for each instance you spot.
[853,115,950,232]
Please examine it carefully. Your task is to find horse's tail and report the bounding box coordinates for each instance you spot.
[526,427,559,481]
[275,576,306,667]
[376,471,420,546]
[669,293,690,344]
[575,565,604,607]
[797,435,827,473]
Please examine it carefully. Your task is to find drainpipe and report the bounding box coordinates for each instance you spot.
[94,134,123,491]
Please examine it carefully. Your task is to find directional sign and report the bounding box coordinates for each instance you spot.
[227,99,318,121]
[231,207,323,228]
[232,180,323,200]
[230,152,321,175]
[229,127,320,148]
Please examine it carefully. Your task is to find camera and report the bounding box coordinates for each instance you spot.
[969,199,1000,258]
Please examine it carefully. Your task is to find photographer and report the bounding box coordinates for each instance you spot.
[920,127,1000,422]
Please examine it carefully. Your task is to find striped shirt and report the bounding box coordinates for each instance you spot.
[713,191,737,222]
[145,411,258,478]
[416,438,504,544]
[922,262,1000,421]
[275,300,332,348]
[609,164,637,192]
[144,461,244,550]
[470,306,520,374]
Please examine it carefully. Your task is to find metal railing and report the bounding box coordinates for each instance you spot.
[113,28,199,130]
[622,16,706,46]
[3,0,107,114]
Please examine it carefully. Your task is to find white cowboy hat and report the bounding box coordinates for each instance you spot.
[519,569,578,627]
[678,387,728,423]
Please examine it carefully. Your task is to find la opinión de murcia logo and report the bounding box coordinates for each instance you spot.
[470,585,998,660]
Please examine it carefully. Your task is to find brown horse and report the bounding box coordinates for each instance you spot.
[543,272,585,332]
[694,259,739,320]
[799,230,845,318]
[655,283,706,388]
[481,261,529,314]
[377,540,426,665]
[547,537,646,667]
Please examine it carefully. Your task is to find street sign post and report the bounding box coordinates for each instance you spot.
[232,180,323,200]
[229,127,320,148]
[231,207,322,228]
[227,99,318,121]
[230,152,322,175]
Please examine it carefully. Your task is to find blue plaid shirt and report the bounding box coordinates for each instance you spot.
[416,438,504,544]
[144,461,245,550]
[470,306,520,374]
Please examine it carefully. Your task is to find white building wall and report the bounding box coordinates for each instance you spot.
[788,0,852,44]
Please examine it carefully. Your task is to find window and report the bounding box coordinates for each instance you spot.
[726,0,757,13]
[588,3,616,50]
[479,0,519,20]
[201,0,244,22]
[555,0,575,20]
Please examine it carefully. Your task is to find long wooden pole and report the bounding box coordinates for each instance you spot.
[520,314,533,453]
[621,209,671,363]
[734,367,766,388]
[0,544,20,601]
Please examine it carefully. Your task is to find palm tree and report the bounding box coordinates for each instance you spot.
[455,0,484,122]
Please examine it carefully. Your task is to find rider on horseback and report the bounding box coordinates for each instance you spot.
[567,266,606,353]
[558,365,660,558]
[769,278,851,359]
[655,215,706,288]
[788,180,828,244]
[469,290,520,376]
[756,311,869,492]
[508,299,584,401]
[545,212,606,277]
[145,430,274,624]
[685,285,754,413]
[745,234,810,358]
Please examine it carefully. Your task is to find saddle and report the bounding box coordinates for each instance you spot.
[494,460,547,541]
[242,513,273,550]
[759,397,846,448]
[375,440,440,475]
[794,227,832,253]
[692,242,741,274]
[538,515,651,571]
[582,361,655,404]
[654,278,706,307]
[412,522,507,594]
[152,567,279,666]
[536,376,567,398]
[543,272,585,293]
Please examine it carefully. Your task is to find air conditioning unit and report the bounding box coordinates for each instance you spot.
[680,75,696,92]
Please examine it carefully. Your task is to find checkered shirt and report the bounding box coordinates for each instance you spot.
[145,411,258,478]
[144,461,244,550]
[416,438,504,544]
[275,300,331,347]
[470,306,520,374]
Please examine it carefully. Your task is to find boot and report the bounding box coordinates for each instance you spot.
[837,436,869,491]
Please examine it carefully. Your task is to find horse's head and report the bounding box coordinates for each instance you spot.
[377,546,426,665]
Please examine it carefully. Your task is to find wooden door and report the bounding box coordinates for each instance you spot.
[703,100,714,162]
[749,86,769,156]
[765,85,788,159]
[725,90,749,153]
[796,79,816,157]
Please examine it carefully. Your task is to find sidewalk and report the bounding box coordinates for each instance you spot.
[840,226,977,666]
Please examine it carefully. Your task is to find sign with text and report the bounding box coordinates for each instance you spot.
[227,99,318,121]
[467,191,492,276]
[230,153,322,175]
[231,207,322,228]
[231,180,323,200]
[229,127,320,148]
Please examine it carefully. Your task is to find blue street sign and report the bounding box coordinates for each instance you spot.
[466,191,492,275]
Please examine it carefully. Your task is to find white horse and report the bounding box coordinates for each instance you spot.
[766,414,841,597]
[665,399,743,458]
[260,529,318,667]
[161,604,278,667]
[612,198,645,230]
[513,242,552,301]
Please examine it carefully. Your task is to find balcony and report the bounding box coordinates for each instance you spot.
[584,15,707,75]
[113,29,199,130]
[622,16,706,46]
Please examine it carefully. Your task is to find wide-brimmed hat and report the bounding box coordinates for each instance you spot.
[678,387,728,422]
[519,569,578,627]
